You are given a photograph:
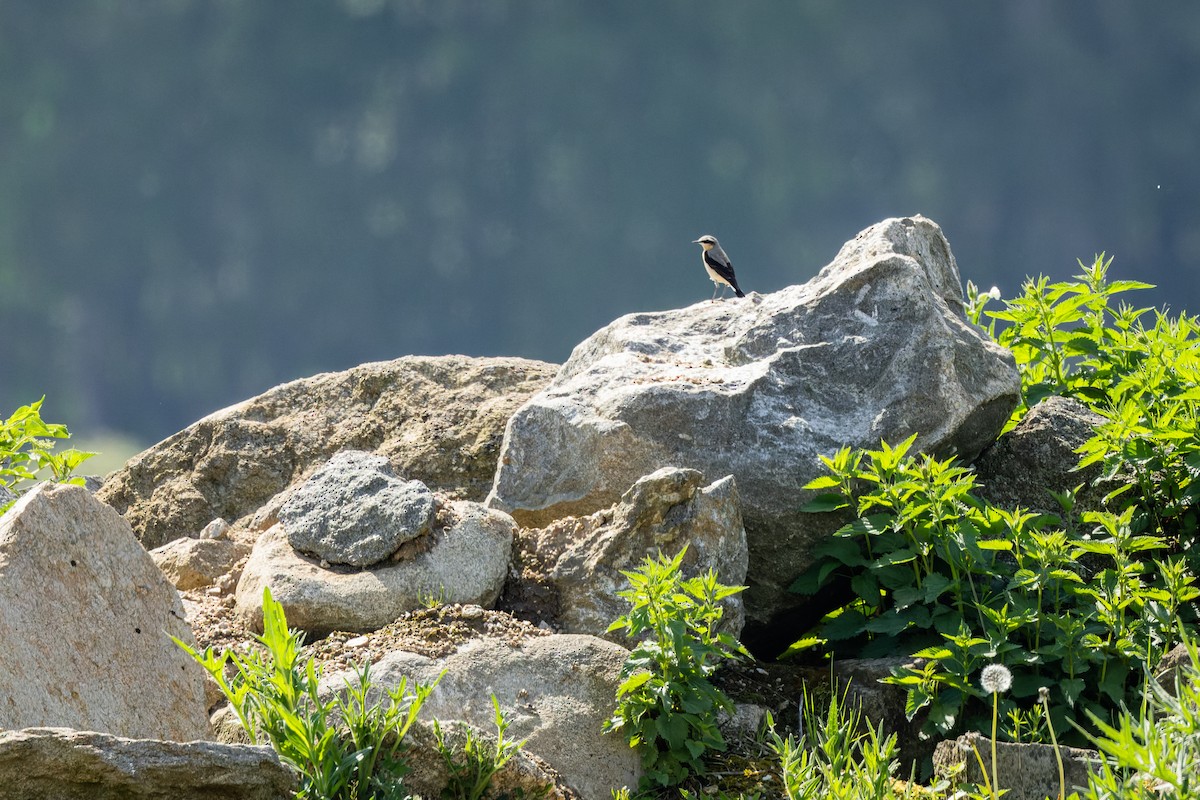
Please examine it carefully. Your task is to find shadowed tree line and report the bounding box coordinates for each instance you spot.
[1,1,1197,443]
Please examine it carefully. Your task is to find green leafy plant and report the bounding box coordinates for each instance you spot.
[968,256,1200,570]
[0,397,94,511]
[433,695,534,800]
[764,686,919,800]
[1079,634,1200,799]
[604,547,749,789]
[176,586,440,800]
[790,436,1196,746]
[787,258,1200,751]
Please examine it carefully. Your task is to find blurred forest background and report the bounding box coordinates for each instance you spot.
[2,2,1199,460]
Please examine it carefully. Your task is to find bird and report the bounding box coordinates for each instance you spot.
[693,234,746,300]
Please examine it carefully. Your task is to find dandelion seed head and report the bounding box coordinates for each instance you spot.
[980,664,1012,695]
[1038,686,1050,703]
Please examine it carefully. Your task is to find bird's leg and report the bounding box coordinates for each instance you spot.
[711,282,720,302]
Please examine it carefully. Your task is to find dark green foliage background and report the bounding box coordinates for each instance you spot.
[2,2,1198,442]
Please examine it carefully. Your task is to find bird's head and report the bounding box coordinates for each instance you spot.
[693,234,718,250]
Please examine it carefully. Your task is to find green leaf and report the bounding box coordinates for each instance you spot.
[975,538,1014,551]
[870,548,916,568]
[656,714,688,750]
[921,571,953,602]
[850,570,879,602]
[1061,677,1086,708]
[864,612,912,636]
[617,671,652,696]
[801,493,849,513]
[821,608,867,641]
[814,535,868,566]
[903,685,932,720]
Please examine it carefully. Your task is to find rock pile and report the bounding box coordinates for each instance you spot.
[488,215,1019,650]
[2,217,1079,799]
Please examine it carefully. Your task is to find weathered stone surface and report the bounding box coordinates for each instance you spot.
[0,484,209,740]
[236,500,514,635]
[973,395,1109,515]
[329,634,640,799]
[98,355,558,548]
[402,719,580,800]
[933,731,1100,800]
[280,450,436,567]
[199,517,231,539]
[151,536,250,591]
[488,217,1020,650]
[513,467,748,640]
[0,727,295,800]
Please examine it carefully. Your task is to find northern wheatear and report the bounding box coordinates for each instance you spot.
[693,235,746,300]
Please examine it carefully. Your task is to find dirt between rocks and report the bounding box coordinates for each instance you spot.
[181,590,552,676]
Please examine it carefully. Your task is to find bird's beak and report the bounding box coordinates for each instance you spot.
[692,238,702,244]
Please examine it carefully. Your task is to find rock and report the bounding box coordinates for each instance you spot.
[0,484,209,740]
[933,731,1100,800]
[973,395,1109,515]
[0,727,295,800]
[1154,642,1197,698]
[802,657,933,772]
[510,467,748,640]
[236,500,514,635]
[328,634,641,798]
[97,355,558,548]
[151,536,250,591]
[488,217,1019,651]
[199,517,231,540]
[280,450,436,567]
[402,719,580,800]
[720,703,768,745]
[0,483,17,507]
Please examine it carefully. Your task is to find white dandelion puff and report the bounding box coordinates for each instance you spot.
[980,664,1012,695]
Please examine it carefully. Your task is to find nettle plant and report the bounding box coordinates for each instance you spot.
[968,255,1200,569]
[604,547,749,789]
[0,397,94,511]
[177,587,443,800]
[790,256,1200,745]
[792,436,1197,745]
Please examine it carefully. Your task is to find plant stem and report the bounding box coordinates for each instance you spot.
[990,693,1000,800]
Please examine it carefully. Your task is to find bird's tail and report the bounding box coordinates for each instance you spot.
[733,284,746,298]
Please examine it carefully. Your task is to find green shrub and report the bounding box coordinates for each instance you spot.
[1080,636,1200,799]
[0,397,94,511]
[786,258,1200,749]
[176,587,441,800]
[968,256,1200,570]
[790,436,1197,746]
[604,547,749,789]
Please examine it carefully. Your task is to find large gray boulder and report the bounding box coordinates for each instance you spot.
[513,467,748,640]
[487,216,1020,651]
[236,499,514,635]
[327,634,640,799]
[0,728,295,800]
[0,484,210,741]
[98,355,557,549]
[280,450,436,567]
